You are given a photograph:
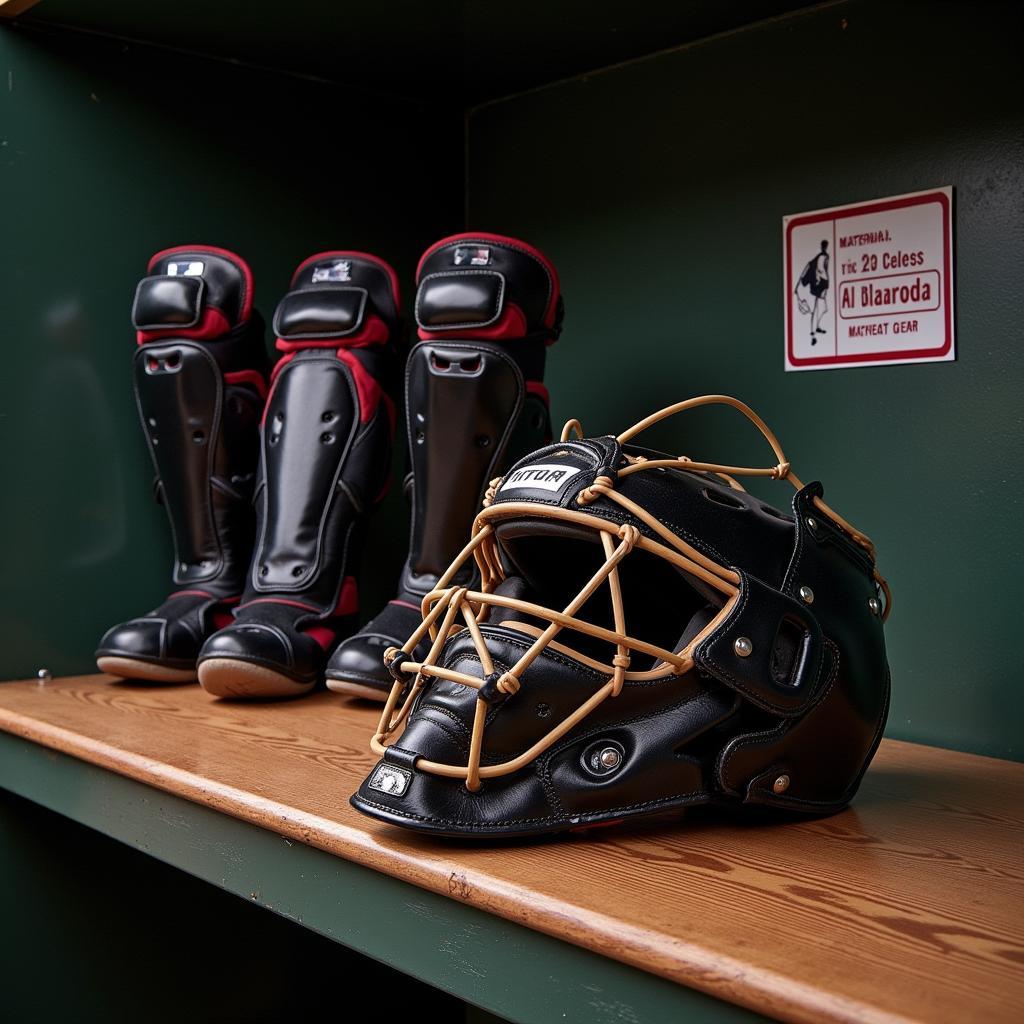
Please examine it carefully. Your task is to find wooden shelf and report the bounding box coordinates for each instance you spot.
[0,674,1021,1024]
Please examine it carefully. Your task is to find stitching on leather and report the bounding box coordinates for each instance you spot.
[355,790,708,829]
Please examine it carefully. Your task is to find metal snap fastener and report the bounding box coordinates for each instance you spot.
[799,585,814,604]
[581,739,626,778]
[773,774,790,794]
[734,636,753,657]
[868,597,881,616]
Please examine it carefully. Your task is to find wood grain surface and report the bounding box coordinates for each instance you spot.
[0,675,1021,1024]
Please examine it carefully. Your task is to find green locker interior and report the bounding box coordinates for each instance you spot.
[1,1,1021,1019]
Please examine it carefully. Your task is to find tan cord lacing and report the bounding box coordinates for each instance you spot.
[372,394,891,792]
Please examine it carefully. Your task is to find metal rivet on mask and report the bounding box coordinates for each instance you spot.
[773,774,790,794]
[806,516,818,532]
[734,636,753,657]
[868,597,881,616]
[581,739,626,778]
[799,585,814,604]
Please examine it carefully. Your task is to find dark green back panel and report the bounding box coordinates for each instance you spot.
[467,1,1024,759]
[0,24,463,678]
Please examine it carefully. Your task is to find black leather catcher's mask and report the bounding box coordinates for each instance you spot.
[351,396,892,838]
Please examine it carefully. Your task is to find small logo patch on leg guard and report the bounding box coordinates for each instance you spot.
[312,260,352,283]
[454,247,491,266]
[167,261,205,277]
[368,764,412,797]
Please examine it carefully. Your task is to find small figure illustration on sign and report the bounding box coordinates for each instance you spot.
[795,240,830,344]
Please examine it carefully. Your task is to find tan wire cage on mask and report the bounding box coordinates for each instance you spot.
[371,395,891,793]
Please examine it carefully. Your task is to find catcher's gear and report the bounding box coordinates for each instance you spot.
[197,252,400,698]
[351,395,892,837]
[326,232,561,700]
[96,246,268,683]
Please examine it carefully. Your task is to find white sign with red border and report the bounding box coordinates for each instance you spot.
[784,187,954,371]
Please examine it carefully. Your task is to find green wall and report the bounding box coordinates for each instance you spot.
[2,2,1021,762]
[467,1,1024,760]
[0,23,463,679]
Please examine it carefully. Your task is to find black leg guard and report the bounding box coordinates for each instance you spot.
[197,252,401,699]
[96,247,268,683]
[326,233,563,699]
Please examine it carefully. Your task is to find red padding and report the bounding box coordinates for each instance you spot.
[291,250,402,314]
[526,380,550,405]
[337,348,395,428]
[137,306,231,345]
[224,369,268,399]
[300,576,360,648]
[275,313,391,353]
[211,609,235,631]
[416,232,561,328]
[148,245,254,321]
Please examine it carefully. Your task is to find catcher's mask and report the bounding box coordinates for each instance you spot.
[352,396,891,837]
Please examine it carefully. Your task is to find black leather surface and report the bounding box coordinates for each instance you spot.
[253,352,359,595]
[417,237,555,336]
[416,271,504,329]
[132,275,203,330]
[98,247,266,675]
[273,286,367,339]
[199,252,400,687]
[290,254,400,329]
[328,235,559,695]
[407,340,523,584]
[149,249,250,323]
[133,341,260,589]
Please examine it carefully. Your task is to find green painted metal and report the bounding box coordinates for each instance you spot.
[467,0,1024,760]
[0,787,467,1022]
[0,731,771,1024]
[0,23,463,681]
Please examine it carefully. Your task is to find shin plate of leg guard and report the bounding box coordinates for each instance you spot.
[96,246,268,683]
[326,233,562,700]
[197,252,400,699]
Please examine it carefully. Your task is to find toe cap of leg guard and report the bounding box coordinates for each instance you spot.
[325,633,395,694]
[197,618,323,698]
[96,616,200,677]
